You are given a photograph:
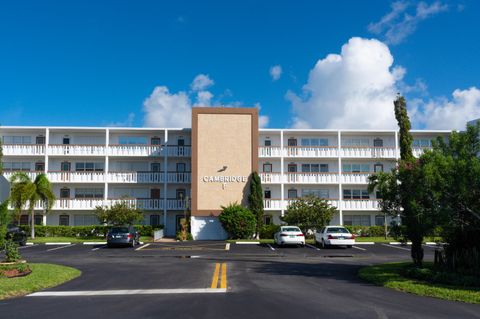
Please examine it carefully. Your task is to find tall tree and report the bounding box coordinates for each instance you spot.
[248,172,264,239]
[9,172,55,239]
[95,201,143,226]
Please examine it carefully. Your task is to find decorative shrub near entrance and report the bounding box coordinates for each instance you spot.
[219,203,256,239]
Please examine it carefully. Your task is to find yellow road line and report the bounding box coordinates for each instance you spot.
[210,263,220,289]
[220,263,227,289]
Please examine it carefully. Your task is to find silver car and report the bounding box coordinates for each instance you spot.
[107,226,140,248]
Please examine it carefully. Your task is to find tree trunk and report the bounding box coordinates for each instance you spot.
[384,214,388,240]
[31,207,35,240]
[411,239,424,267]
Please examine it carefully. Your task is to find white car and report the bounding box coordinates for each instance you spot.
[314,226,355,248]
[274,226,305,246]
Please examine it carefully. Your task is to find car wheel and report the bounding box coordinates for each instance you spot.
[20,238,27,246]
[131,239,135,248]
[347,245,352,248]
[321,240,326,249]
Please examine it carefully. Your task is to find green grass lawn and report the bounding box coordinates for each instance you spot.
[0,263,81,300]
[28,236,153,244]
[359,262,480,304]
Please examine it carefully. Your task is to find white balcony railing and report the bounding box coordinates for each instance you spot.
[340,147,396,158]
[107,172,191,183]
[2,171,41,181]
[340,173,371,184]
[108,145,163,157]
[259,146,283,157]
[341,199,379,210]
[286,147,338,158]
[2,144,45,156]
[48,145,106,156]
[260,173,283,184]
[48,171,105,183]
[286,173,339,184]
[167,146,191,157]
[263,199,284,210]
[413,147,432,158]
[166,172,191,183]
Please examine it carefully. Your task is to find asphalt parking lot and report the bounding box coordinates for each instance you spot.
[1,242,479,319]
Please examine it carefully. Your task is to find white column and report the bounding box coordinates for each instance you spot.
[337,130,343,225]
[163,129,168,230]
[45,128,49,174]
[394,131,399,160]
[104,129,109,202]
[280,130,285,216]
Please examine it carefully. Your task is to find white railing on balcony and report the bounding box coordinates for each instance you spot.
[108,171,163,183]
[341,173,371,184]
[260,173,283,184]
[167,146,191,157]
[166,172,191,183]
[2,144,45,156]
[49,171,105,183]
[340,147,396,158]
[341,199,379,210]
[286,173,339,184]
[54,199,105,210]
[286,147,338,158]
[2,171,41,181]
[263,199,284,210]
[413,147,432,158]
[259,146,283,157]
[108,145,163,157]
[49,144,106,156]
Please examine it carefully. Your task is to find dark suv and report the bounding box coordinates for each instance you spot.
[6,225,27,246]
[106,225,139,248]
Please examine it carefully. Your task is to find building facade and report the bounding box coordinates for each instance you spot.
[0,107,450,239]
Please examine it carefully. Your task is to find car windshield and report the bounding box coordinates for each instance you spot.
[110,227,129,233]
[326,227,349,234]
[283,227,301,232]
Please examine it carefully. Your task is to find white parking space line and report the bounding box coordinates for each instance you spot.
[381,243,410,251]
[305,244,320,251]
[91,245,107,251]
[28,288,227,297]
[352,245,367,251]
[225,243,230,251]
[266,244,275,251]
[45,242,72,246]
[46,244,76,252]
[235,241,260,245]
[83,242,107,245]
[353,242,375,245]
[135,243,151,251]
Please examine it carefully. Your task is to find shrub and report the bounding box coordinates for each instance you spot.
[260,224,280,239]
[4,240,21,262]
[344,225,388,237]
[18,224,163,238]
[219,203,256,239]
[176,231,193,241]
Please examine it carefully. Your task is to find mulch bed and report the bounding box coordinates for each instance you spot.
[0,261,32,278]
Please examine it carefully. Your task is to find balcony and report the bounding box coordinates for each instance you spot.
[2,171,41,181]
[285,147,338,158]
[108,145,163,157]
[48,171,105,183]
[263,199,379,211]
[413,147,431,158]
[259,146,283,157]
[340,147,396,158]
[167,146,191,157]
[285,173,339,184]
[49,144,106,156]
[260,173,283,184]
[340,173,371,184]
[2,144,45,156]
[107,171,191,183]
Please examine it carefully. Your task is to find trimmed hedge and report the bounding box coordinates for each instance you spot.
[343,225,388,237]
[19,225,163,238]
[260,224,280,239]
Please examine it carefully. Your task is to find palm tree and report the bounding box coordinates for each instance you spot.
[9,172,55,239]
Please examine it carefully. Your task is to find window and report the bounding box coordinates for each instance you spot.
[374,163,384,172]
[376,191,382,199]
[375,215,385,226]
[342,138,369,147]
[301,189,329,199]
[151,137,161,145]
[119,136,148,145]
[263,215,273,225]
[35,162,45,171]
[34,215,43,226]
[2,162,31,171]
[176,189,186,199]
[287,138,297,146]
[264,190,271,199]
[150,214,161,226]
[287,189,298,199]
[2,136,32,144]
[61,162,71,172]
[301,163,328,173]
[263,163,272,173]
[59,215,70,226]
[75,188,104,199]
[75,162,104,172]
[288,164,297,173]
[73,215,99,226]
[343,215,371,226]
[300,138,328,146]
[176,163,186,172]
[177,138,185,146]
[264,140,271,146]
[20,215,29,225]
[413,139,432,147]
[36,136,45,145]
[373,138,384,147]
[343,163,370,173]
[62,137,70,145]
[151,163,161,172]
[60,188,70,199]
[343,189,370,199]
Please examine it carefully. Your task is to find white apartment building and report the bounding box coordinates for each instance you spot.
[0,107,450,239]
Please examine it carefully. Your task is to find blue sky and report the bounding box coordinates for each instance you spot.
[0,0,479,130]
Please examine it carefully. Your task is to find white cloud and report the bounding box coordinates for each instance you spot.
[143,86,192,127]
[411,87,480,130]
[191,74,214,91]
[108,113,135,127]
[368,1,448,45]
[259,115,269,128]
[287,37,400,129]
[194,90,213,107]
[269,65,282,81]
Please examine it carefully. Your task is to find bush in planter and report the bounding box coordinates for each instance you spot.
[219,203,256,239]
[4,240,21,263]
[176,231,193,241]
